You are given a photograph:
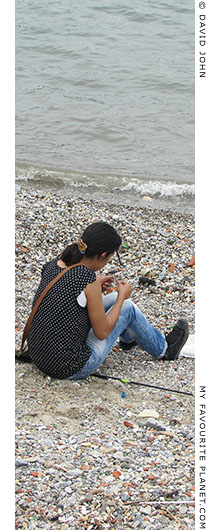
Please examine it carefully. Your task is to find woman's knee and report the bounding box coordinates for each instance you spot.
[121,298,135,315]
[122,298,132,307]
[102,291,118,311]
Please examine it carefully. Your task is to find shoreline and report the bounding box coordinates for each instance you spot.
[15,172,195,217]
[15,186,195,529]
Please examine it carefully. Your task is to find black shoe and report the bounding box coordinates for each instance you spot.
[162,319,189,360]
[119,340,137,351]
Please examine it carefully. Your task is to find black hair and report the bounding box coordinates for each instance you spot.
[60,222,122,266]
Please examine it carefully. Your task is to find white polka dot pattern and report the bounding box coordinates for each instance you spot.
[27,260,96,378]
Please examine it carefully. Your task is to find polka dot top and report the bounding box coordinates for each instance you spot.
[27,259,96,379]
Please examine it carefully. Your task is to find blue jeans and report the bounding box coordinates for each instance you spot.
[69,293,167,380]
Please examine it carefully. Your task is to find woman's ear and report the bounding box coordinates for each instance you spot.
[99,252,114,263]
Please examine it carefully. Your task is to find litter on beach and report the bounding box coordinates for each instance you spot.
[180,334,195,358]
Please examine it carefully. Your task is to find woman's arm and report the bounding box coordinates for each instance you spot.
[84,278,132,340]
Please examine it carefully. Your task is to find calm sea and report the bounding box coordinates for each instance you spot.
[16,0,194,213]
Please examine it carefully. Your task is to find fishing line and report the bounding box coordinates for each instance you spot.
[92,373,194,396]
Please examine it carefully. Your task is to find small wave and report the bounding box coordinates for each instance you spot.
[15,166,65,188]
[15,166,194,199]
[15,164,195,214]
[65,178,195,199]
[118,179,195,198]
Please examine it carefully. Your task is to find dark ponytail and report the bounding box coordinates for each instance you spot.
[60,222,122,266]
[60,243,83,266]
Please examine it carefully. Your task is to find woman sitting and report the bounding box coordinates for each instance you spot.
[27,221,189,379]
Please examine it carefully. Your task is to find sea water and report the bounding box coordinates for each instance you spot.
[16,0,194,213]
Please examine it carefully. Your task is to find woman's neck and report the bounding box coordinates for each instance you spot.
[57,257,94,269]
[57,259,67,268]
[57,255,108,271]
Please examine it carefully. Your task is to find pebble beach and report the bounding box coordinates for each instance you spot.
[15,186,195,529]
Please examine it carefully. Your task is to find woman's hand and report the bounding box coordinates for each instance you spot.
[117,280,132,299]
[98,275,114,292]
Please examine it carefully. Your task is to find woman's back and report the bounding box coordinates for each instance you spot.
[27,259,96,378]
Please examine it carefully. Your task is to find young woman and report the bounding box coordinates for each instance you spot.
[27,221,189,379]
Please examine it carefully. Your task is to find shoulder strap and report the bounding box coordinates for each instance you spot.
[21,262,79,351]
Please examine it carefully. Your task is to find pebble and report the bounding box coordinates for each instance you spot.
[15,457,29,467]
[139,409,160,419]
[145,418,167,431]
[179,504,188,514]
[15,187,195,529]
[143,505,152,515]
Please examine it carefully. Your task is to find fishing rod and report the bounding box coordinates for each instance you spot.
[92,373,194,396]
